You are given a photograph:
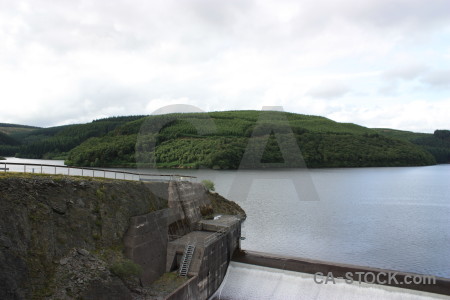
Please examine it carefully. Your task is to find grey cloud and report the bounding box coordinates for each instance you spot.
[379,64,429,95]
[308,82,350,99]
[348,0,450,29]
[1,0,449,132]
[290,0,450,39]
[421,69,450,88]
[383,64,429,81]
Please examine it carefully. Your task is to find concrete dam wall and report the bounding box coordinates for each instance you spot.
[0,174,244,300]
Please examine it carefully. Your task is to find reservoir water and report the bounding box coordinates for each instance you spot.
[3,158,450,279]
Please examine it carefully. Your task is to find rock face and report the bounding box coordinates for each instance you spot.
[0,174,168,299]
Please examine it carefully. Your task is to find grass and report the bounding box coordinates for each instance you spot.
[147,272,189,297]
[110,259,142,280]
[201,179,215,191]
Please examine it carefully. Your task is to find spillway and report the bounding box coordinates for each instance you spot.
[211,262,449,300]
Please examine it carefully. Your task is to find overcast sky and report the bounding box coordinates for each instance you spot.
[1,0,450,132]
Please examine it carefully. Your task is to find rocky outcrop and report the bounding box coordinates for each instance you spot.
[0,174,168,299]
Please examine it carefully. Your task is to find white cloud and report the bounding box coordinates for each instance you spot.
[327,100,450,133]
[0,0,449,132]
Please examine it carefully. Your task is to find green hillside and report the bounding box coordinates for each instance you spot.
[0,123,39,135]
[11,116,145,159]
[374,128,450,163]
[0,131,21,156]
[1,111,446,168]
[65,111,437,168]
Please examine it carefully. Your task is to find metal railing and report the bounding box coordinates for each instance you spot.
[0,162,196,182]
[203,227,228,245]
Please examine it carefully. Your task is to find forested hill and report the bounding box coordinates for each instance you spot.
[0,123,40,135]
[0,116,145,158]
[0,111,447,168]
[374,128,450,164]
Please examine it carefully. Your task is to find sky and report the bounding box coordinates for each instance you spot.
[1,0,450,133]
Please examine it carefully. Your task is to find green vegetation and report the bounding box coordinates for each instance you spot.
[64,111,437,168]
[0,156,4,160]
[208,191,246,219]
[0,131,21,156]
[147,272,189,298]
[110,259,143,280]
[8,116,144,160]
[1,111,448,168]
[375,129,450,163]
[201,180,215,191]
[0,123,39,135]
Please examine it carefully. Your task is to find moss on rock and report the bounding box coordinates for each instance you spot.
[0,174,168,299]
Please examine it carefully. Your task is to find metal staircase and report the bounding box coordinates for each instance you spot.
[179,244,195,277]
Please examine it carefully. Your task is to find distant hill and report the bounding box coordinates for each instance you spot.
[374,128,450,163]
[0,123,40,135]
[11,116,146,159]
[2,111,447,168]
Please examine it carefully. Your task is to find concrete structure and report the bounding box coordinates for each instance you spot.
[164,215,242,300]
[124,209,170,284]
[123,181,244,299]
[212,262,450,300]
[232,250,450,297]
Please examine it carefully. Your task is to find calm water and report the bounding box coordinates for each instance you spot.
[166,165,450,279]
[4,158,450,278]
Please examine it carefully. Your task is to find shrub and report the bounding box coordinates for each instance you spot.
[201,179,215,191]
[110,259,142,280]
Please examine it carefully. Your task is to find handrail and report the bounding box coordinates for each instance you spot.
[203,227,229,245]
[0,161,196,181]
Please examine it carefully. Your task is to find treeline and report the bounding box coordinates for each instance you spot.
[0,123,39,128]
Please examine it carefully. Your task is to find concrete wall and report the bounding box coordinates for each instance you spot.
[124,181,209,285]
[168,181,209,227]
[123,180,243,299]
[164,219,243,300]
[124,209,169,284]
[165,276,199,300]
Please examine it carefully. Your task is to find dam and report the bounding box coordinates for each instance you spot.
[1,162,449,299]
